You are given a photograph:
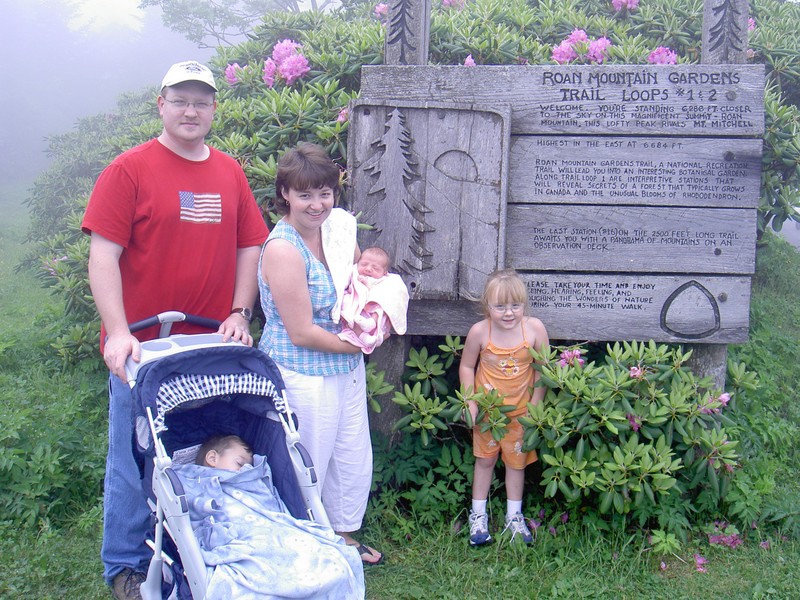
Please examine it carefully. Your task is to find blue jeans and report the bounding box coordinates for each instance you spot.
[102,375,152,584]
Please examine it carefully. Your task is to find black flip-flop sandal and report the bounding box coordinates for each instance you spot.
[352,542,385,565]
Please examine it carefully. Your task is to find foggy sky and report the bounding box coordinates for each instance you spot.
[0,0,213,184]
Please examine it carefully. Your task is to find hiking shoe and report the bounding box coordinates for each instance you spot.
[468,511,493,546]
[503,512,533,544]
[111,568,146,600]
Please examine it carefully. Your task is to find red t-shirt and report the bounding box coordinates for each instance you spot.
[81,139,269,346]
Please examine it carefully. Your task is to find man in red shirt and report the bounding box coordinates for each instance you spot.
[81,60,268,599]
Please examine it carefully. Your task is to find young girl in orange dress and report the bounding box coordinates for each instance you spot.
[459,269,549,546]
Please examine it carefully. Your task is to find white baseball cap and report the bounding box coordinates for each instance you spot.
[160,61,218,92]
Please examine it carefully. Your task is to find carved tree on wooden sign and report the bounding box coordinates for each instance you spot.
[708,0,745,58]
[349,102,508,300]
[361,107,434,275]
[386,0,417,65]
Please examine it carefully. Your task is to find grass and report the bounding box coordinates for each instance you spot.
[360,520,800,598]
[2,174,800,598]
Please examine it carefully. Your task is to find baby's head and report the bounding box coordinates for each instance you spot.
[357,247,390,279]
[196,435,253,471]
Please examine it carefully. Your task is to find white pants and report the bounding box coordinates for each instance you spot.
[278,358,372,532]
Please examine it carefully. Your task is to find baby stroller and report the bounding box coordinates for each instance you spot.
[124,312,329,600]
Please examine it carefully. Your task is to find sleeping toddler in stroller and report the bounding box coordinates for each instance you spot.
[169,433,364,599]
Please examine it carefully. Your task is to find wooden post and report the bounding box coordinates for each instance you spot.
[702,0,750,65]
[367,335,409,439]
[384,0,431,66]
[691,0,752,389]
[366,0,432,436]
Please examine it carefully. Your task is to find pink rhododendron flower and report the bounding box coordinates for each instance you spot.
[374,2,389,18]
[225,63,242,85]
[708,522,743,548]
[748,17,756,31]
[567,29,589,45]
[552,30,611,64]
[660,561,667,571]
[627,413,642,432]
[262,58,277,87]
[709,532,742,548]
[760,540,771,550]
[442,0,466,7]
[552,40,578,64]
[337,107,349,123]
[464,54,476,66]
[693,553,708,573]
[629,365,644,378]
[648,46,678,65]
[587,37,613,63]
[558,349,585,367]
[746,48,756,59]
[612,0,640,10]
[717,392,730,407]
[45,255,68,276]
[272,39,303,65]
[278,53,311,86]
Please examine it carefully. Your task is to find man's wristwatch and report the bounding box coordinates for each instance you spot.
[230,307,253,322]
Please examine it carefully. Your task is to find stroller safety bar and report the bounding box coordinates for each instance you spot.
[126,332,243,385]
[129,311,221,338]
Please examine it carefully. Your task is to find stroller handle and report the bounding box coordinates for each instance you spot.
[129,311,222,338]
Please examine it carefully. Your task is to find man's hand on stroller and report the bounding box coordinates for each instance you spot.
[219,314,254,347]
[104,331,141,381]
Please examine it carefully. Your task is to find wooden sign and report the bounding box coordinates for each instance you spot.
[510,136,761,207]
[404,274,751,343]
[360,64,765,135]
[507,206,757,274]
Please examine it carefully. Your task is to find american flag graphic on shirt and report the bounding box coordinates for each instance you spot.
[179,191,222,223]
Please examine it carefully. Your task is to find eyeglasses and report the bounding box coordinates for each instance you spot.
[488,303,524,313]
[162,98,214,111]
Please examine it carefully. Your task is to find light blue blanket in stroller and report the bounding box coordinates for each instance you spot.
[175,455,364,599]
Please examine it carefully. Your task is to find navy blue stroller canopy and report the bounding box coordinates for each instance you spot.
[130,344,306,519]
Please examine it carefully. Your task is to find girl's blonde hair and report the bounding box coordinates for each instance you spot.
[480,269,528,317]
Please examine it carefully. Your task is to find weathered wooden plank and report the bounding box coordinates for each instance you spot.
[360,64,765,135]
[405,274,751,343]
[384,0,431,66]
[348,100,510,300]
[506,205,756,274]
[510,136,761,207]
